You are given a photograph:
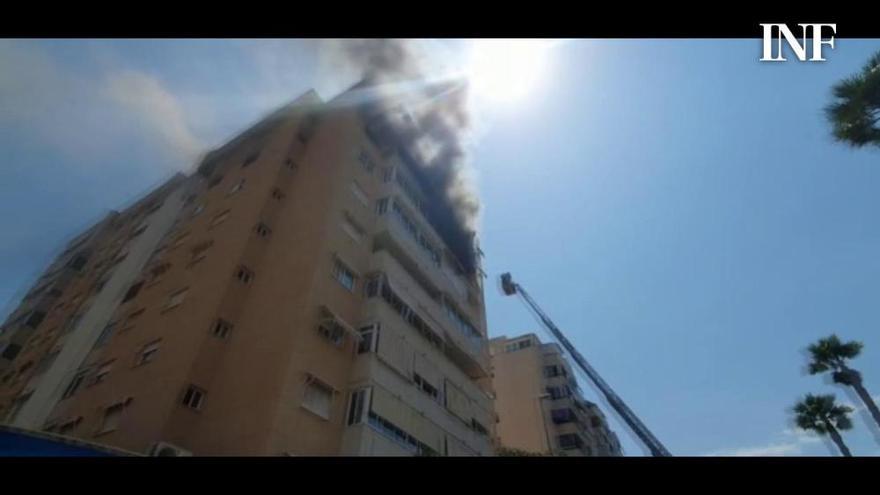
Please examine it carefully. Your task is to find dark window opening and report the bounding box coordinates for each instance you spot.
[212,319,233,339]
[25,311,47,329]
[254,222,272,238]
[207,175,223,189]
[67,254,89,272]
[242,152,260,168]
[182,385,205,410]
[235,266,254,284]
[122,282,144,303]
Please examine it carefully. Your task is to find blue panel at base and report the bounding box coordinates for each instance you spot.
[0,430,118,456]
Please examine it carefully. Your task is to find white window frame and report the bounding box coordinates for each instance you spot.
[346,387,372,426]
[137,340,161,365]
[302,375,335,420]
[341,215,365,244]
[165,288,188,310]
[357,323,379,354]
[332,258,357,292]
[349,181,370,208]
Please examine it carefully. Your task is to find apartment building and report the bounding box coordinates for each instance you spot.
[0,85,495,456]
[490,333,622,456]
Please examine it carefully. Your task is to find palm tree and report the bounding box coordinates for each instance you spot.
[807,334,880,430]
[825,50,880,148]
[793,394,854,456]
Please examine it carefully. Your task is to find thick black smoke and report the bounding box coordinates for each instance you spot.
[333,39,480,273]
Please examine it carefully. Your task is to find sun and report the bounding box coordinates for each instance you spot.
[464,39,556,103]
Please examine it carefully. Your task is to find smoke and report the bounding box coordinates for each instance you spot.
[103,71,204,163]
[326,39,480,271]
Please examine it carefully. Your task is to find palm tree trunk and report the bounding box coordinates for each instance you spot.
[850,381,880,430]
[825,424,853,457]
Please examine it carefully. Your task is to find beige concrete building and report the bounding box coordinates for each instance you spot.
[490,333,622,456]
[0,85,495,456]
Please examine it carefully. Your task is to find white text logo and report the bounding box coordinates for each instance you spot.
[760,23,836,61]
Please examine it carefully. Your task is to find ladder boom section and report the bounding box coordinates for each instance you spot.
[514,284,671,457]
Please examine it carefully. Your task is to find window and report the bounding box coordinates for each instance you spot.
[207,175,223,189]
[126,308,145,323]
[212,319,233,339]
[165,288,188,310]
[235,266,254,284]
[7,393,32,422]
[92,361,114,385]
[182,385,206,410]
[67,253,89,272]
[367,411,437,456]
[506,339,532,353]
[35,351,60,374]
[357,324,378,354]
[318,321,346,347]
[62,369,90,399]
[149,263,171,282]
[284,159,298,171]
[189,240,213,266]
[346,387,370,426]
[254,222,272,238]
[443,300,480,343]
[271,188,285,201]
[349,181,369,208]
[192,203,205,217]
[357,149,376,173]
[376,198,389,215]
[390,201,441,267]
[99,402,125,434]
[111,247,129,265]
[94,322,116,348]
[1,343,22,360]
[63,313,82,334]
[170,232,190,249]
[137,340,161,365]
[302,377,334,420]
[242,152,260,168]
[471,418,489,436]
[25,310,47,329]
[57,417,82,436]
[364,273,443,350]
[228,178,245,195]
[332,259,356,292]
[543,365,565,378]
[131,221,149,238]
[551,408,576,424]
[341,217,365,243]
[414,373,439,401]
[18,361,34,376]
[122,282,143,303]
[558,433,583,450]
[546,386,570,400]
[210,210,230,227]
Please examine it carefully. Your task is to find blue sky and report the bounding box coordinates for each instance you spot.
[2,39,880,456]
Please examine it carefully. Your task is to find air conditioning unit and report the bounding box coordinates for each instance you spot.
[148,441,192,457]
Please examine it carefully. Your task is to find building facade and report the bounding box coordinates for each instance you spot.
[490,333,622,456]
[0,86,495,456]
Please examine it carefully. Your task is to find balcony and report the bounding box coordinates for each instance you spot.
[373,194,477,306]
[363,254,490,378]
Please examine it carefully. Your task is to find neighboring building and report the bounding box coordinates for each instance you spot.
[490,333,622,456]
[0,85,495,456]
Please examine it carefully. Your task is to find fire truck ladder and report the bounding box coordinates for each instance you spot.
[500,272,672,457]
